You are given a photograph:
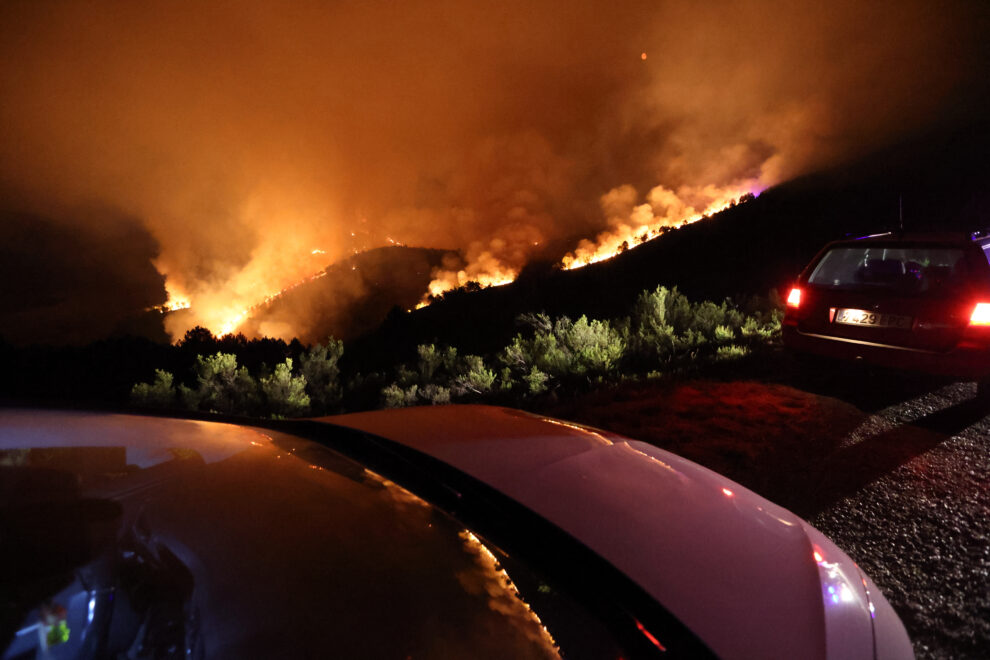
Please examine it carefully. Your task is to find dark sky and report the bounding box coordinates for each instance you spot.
[1,0,987,342]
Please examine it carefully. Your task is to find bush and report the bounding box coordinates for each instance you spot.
[499,314,625,394]
[630,286,780,369]
[190,352,258,415]
[130,369,176,408]
[452,355,497,396]
[381,344,495,407]
[300,338,344,414]
[260,358,310,417]
[129,286,786,415]
[716,344,750,361]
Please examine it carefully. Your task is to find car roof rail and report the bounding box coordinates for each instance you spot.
[844,231,893,240]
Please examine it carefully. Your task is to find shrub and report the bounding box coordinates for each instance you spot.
[300,337,344,414]
[716,344,750,361]
[260,358,310,417]
[630,286,779,368]
[499,314,625,394]
[452,355,497,396]
[382,344,495,407]
[714,324,736,345]
[191,352,258,415]
[130,369,176,408]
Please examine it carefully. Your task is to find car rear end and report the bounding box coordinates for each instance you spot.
[783,234,990,383]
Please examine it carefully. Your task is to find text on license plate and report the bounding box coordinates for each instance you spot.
[832,308,913,329]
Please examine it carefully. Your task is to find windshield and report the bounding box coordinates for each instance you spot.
[808,245,971,295]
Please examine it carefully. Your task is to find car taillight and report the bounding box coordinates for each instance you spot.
[969,302,990,326]
[786,287,802,308]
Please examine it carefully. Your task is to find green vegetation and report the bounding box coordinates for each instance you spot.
[499,314,625,395]
[130,286,782,417]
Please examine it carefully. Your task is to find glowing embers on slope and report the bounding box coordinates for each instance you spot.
[153,264,329,338]
[415,182,760,309]
[215,269,328,337]
[561,183,759,271]
[147,297,191,314]
[416,267,517,309]
[147,282,191,313]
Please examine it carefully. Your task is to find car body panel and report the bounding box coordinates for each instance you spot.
[329,405,911,660]
[0,410,572,660]
[1,406,913,660]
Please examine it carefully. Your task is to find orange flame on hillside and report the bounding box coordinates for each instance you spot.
[158,249,333,339]
[163,179,761,334]
[415,180,760,308]
[417,259,518,309]
[561,181,758,270]
[214,269,328,337]
[147,290,191,314]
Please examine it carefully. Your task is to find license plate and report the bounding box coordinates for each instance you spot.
[833,308,913,329]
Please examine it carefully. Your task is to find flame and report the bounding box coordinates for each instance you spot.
[561,181,760,270]
[146,281,191,313]
[413,179,761,310]
[160,179,761,333]
[214,269,328,337]
[417,263,517,308]
[155,256,330,338]
[147,297,191,314]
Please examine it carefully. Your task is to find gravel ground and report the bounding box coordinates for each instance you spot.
[809,382,990,660]
[546,368,990,659]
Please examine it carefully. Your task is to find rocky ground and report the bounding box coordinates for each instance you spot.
[546,356,990,659]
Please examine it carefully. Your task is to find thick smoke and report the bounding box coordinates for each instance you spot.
[1,0,985,341]
[0,207,166,345]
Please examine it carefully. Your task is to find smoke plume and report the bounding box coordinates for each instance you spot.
[1,0,985,341]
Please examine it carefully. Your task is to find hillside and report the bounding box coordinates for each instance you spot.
[346,121,990,370]
[236,245,451,345]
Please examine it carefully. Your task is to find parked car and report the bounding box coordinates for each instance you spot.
[783,231,990,397]
[1,406,913,659]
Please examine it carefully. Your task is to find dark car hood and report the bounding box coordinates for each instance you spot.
[0,410,561,659]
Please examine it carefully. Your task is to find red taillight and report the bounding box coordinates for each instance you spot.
[786,287,802,308]
[969,302,990,326]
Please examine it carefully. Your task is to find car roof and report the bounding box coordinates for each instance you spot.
[828,230,990,248]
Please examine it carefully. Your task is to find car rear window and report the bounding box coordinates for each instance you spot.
[807,245,971,295]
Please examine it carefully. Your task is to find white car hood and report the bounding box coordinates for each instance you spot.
[327,405,832,660]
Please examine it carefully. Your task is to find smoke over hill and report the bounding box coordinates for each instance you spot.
[1,0,987,342]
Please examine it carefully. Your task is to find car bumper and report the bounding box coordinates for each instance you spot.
[782,326,990,381]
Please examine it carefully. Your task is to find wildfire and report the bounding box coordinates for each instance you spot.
[215,269,328,337]
[160,180,760,336]
[561,182,759,270]
[414,180,760,309]
[146,281,192,314]
[416,265,517,309]
[156,248,332,339]
[147,297,191,314]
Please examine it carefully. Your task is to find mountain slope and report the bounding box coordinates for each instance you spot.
[346,121,990,369]
[238,246,450,345]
